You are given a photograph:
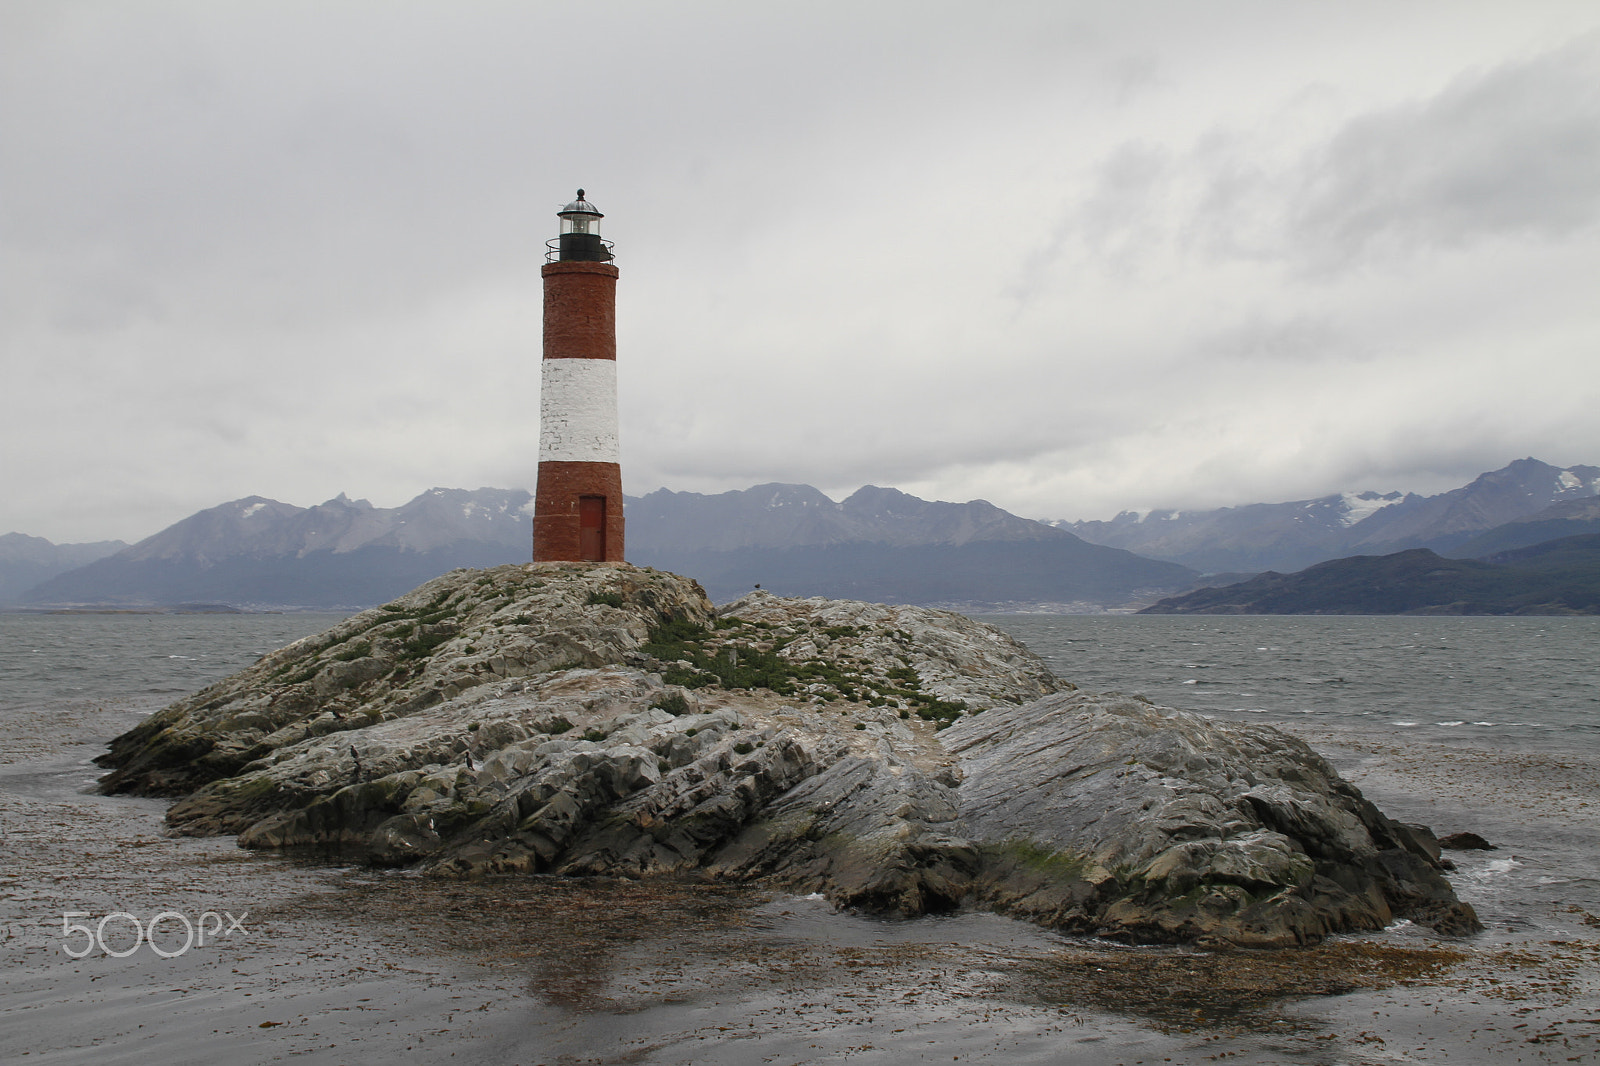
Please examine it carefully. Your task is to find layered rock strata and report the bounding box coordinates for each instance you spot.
[96,562,1479,946]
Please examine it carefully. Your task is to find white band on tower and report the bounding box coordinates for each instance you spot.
[539,358,620,463]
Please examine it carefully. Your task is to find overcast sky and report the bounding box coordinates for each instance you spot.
[4,1,1598,544]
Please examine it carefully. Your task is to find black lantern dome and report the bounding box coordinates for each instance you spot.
[553,189,613,262]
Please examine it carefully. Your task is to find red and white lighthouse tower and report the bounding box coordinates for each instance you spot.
[532,190,625,562]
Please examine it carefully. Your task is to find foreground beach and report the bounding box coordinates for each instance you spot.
[3,693,1596,1065]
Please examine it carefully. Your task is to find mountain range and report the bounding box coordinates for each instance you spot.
[1062,458,1600,573]
[13,484,1193,610]
[19,489,536,610]
[8,458,1596,612]
[625,483,1194,607]
[0,533,127,604]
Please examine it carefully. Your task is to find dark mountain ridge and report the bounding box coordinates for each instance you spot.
[1140,534,1600,616]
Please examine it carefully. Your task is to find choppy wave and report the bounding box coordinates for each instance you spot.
[986,614,1600,755]
[0,612,351,709]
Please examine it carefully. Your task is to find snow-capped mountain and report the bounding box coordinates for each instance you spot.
[1062,459,1600,574]
[1344,459,1600,552]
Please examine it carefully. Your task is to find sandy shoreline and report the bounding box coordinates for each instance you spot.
[3,701,1598,1064]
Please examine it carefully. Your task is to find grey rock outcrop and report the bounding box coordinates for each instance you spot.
[715,589,1063,712]
[96,562,715,795]
[96,562,1479,947]
[1438,831,1496,851]
[943,693,1478,945]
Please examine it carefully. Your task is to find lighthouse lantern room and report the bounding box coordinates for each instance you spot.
[554,190,614,263]
[532,190,624,563]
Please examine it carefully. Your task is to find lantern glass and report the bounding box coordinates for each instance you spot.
[561,213,600,236]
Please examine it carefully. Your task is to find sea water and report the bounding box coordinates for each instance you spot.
[983,614,1600,755]
[0,611,351,712]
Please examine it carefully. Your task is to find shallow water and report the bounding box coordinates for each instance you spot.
[1,610,1597,1063]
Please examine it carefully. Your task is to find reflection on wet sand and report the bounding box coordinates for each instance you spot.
[3,698,1598,1065]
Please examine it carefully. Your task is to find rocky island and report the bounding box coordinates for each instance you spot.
[96,562,1480,947]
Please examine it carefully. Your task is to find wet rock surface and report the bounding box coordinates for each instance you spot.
[1439,830,1497,850]
[944,693,1480,945]
[95,562,1480,946]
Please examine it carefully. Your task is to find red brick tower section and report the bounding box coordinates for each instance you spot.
[532,192,625,562]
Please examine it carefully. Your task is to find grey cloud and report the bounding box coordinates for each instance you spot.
[1290,35,1600,269]
[1195,315,1358,364]
[1076,142,1175,270]
[1075,35,1600,277]
[1011,140,1175,304]
[47,268,169,333]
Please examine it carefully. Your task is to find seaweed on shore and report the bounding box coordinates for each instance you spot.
[1013,939,1468,1028]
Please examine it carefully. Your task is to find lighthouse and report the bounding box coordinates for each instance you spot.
[532,190,625,562]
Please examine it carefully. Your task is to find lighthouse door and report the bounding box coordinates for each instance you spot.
[578,496,606,561]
